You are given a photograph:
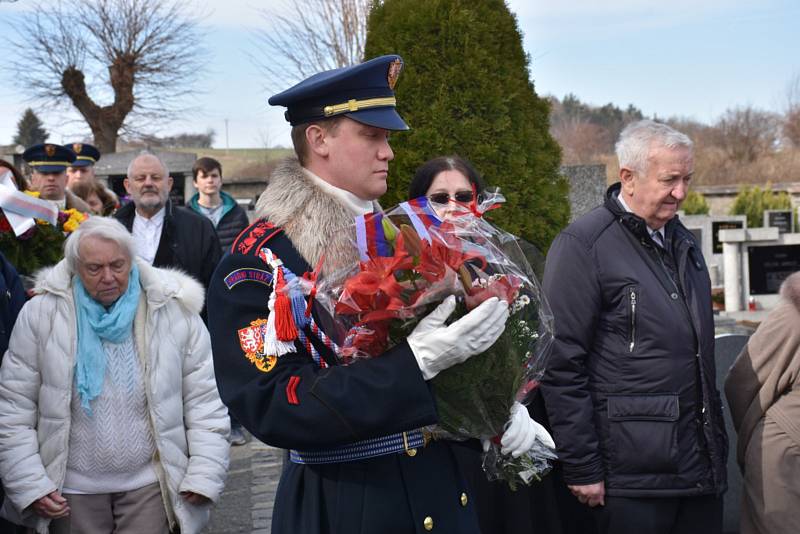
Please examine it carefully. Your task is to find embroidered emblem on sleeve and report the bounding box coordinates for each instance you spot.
[224,268,274,290]
[238,318,278,373]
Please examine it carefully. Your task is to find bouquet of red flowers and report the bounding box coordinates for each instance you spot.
[311,191,555,488]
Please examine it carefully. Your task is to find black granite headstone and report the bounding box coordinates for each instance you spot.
[712,220,744,254]
[748,244,800,294]
[764,210,794,234]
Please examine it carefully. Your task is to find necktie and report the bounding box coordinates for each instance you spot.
[651,230,664,248]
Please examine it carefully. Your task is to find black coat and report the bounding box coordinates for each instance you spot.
[115,200,221,290]
[207,220,481,534]
[0,252,25,361]
[540,184,727,498]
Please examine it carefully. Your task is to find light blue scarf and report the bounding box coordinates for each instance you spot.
[73,264,141,412]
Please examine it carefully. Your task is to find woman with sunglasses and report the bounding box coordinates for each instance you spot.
[408,155,578,534]
[409,156,485,219]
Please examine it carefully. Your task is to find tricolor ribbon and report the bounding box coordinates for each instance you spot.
[0,170,59,235]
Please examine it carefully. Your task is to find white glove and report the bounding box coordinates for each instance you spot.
[408,295,509,380]
[498,401,556,457]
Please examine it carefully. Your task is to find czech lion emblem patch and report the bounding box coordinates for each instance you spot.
[238,318,277,373]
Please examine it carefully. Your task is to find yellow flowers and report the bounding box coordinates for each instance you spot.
[62,209,88,233]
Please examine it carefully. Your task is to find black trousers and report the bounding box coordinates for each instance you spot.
[591,494,722,534]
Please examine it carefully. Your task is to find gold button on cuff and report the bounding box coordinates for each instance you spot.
[423,516,434,531]
[406,448,417,457]
[460,492,468,506]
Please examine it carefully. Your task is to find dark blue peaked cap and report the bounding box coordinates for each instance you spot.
[22,143,76,173]
[66,142,101,167]
[269,54,409,131]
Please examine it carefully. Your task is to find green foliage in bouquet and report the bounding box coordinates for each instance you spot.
[0,217,65,277]
[365,0,569,250]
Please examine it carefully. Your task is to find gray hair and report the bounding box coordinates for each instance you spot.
[615,120,693,174]
[64,217,135,272]
[126,151,170,178]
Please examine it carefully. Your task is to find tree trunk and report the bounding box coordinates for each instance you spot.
[91,125,118,154]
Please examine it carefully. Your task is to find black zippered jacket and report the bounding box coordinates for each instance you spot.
[540,183,727,497]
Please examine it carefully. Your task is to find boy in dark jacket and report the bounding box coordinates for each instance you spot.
[188,157,250,445]
[189,157,250,254]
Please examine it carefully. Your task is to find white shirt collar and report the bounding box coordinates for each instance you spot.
[616,192,665,242]
[131,206,166,264]
[302,168,374,216]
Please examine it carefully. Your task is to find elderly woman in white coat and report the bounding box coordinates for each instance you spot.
[0,217,230,534]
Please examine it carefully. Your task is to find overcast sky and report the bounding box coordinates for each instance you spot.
[0,0,797,149]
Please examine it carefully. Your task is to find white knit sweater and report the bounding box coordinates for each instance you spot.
[63,335,157,494]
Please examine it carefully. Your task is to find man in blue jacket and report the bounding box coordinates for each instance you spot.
[541,120,727,534]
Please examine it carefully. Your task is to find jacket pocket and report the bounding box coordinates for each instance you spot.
[626,285,638,353]
[607,394,679,475]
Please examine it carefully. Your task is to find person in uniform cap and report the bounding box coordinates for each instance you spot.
[65,143,101,189]
[22,144,91,214]
[207,55,528,534]
[66,142,119,210]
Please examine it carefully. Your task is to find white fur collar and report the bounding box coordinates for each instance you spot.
[255,157,380,274]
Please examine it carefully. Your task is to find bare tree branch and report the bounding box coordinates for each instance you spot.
[9,0,206,152]
[253,0,374,92]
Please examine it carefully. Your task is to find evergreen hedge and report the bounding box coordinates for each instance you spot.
[364,0,568,249]
[729,185,792,228]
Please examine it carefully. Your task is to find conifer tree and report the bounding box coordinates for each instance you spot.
[13,108,49,147]
[365,0,568,248]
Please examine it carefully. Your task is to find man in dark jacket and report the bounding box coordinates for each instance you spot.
[115,153,221,291]
[541,120,727,534]
[188,157,250,253]
[206,55,518,534]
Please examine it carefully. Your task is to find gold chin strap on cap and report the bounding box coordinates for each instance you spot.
[323,96,396,117]
[75,156,96,162]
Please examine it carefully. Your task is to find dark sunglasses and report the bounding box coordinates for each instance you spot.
[427,191,475,205]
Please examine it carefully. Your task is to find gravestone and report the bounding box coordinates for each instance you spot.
[715,333,750,534]
[747,244,800,294]
[763,209,794,234]
[561,164,606,223]
[713,220,744,255]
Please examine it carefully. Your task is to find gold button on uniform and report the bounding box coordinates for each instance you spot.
[460,492,468,506]
[406,448,417,457]
[423,516,434,530]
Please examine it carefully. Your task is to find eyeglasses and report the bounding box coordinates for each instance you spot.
[427,191,475,205]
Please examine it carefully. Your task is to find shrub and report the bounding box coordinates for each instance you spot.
[364,0,568,249]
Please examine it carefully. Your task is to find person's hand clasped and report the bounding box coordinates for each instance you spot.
[181,491,211,506]
[408,295,509,380]
[499,401,556,457]
[32,491,70,519]
[569,481,605,507]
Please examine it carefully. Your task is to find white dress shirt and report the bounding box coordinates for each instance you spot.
[616,193,665,245]
[131,207,166,264]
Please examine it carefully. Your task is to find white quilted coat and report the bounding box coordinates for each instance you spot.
[0,259,230,533]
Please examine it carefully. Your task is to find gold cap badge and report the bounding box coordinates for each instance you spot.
[387,59,402,90]
[45,144,56,157]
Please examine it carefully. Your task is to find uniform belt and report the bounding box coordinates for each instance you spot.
[290,430,426,464]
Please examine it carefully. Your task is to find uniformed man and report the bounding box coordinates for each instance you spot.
[65,142,119,210]
[22,143,91,213]
[206,55,520,534]
[65,142,101,189]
